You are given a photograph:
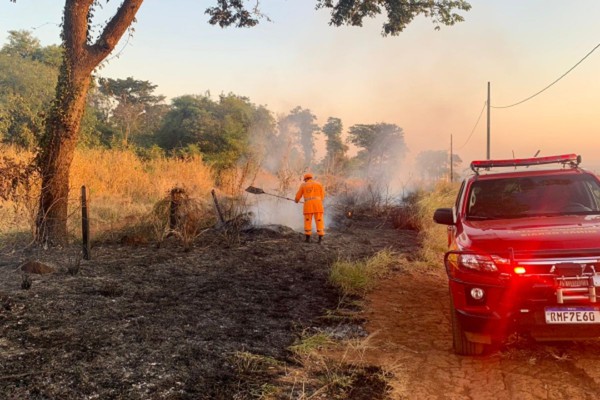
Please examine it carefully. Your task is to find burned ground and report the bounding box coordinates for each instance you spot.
[2,214,600,399]
[0,214,414,399]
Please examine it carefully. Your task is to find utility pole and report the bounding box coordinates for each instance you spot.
[450,134,453,183]
[487,82,491,160]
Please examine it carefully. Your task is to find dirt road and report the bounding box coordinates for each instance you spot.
[360,260,600,399]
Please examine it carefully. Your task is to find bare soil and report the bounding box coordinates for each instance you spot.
[351,268,600,399]
[1,213,600,399]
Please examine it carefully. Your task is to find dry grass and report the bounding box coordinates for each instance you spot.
[72,149,147,200]
[413,181,458,264]
[334,180,399,218]
[70,148,214,204]
[0,145,216,244]
[228,351,281,399]
[146,192,215,250]
[392,181,458,265]
[0,147,38,243]
[285,332,391,399]
[289,332,335,356]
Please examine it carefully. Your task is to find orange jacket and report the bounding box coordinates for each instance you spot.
[295,179,325,214]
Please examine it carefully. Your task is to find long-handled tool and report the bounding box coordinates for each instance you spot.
[245,186,300,202]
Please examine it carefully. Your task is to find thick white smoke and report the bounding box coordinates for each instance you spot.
[249,195,304,232]
[249,195,340,235]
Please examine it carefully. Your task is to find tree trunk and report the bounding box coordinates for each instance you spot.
[36,66,92,245]
[35,0,143,245]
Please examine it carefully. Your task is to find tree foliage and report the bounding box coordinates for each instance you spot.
[316,0,471,35]
[0,30,103,150]
[157,93,275,174]
[279,106,320,168]
[415,149,462,181]
[206,0,472,34]
[347,122,407,179]
[322,117,348,174]
[0,31,61,149]
[97,77,166,146]
[2,29,63,67]
[205,0,261,28]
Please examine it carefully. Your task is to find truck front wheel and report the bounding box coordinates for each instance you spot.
[450,298,486,356]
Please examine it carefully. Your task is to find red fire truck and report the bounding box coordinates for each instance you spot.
[434,154,600,355]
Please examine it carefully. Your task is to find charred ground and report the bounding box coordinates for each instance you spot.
[0,212,415,399]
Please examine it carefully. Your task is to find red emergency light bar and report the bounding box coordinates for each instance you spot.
[471,154,581,173]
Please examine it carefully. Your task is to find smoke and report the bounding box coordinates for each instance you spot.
[243,110,422,233]
[247,187,341,236]
[249,196,304,232]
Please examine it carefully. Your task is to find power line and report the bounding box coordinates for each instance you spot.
[457,100,486,150]
[31,22,60,30]
[492,41,600,109]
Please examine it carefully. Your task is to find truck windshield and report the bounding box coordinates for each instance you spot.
[467,174,600,219]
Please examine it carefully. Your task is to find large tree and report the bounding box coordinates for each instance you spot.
[416,149,462,181]
[157,93,273,176]
[0,31,60,149]
[8,0,470,245]
[322,117,348,174]
[347,122,407,180]
[98,77,165,147]
[281,106,320,167]
[33,0,144,245]
[2,29,63,67]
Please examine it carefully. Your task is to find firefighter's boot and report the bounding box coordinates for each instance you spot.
[318,236,323,244]
[305,235,311,243]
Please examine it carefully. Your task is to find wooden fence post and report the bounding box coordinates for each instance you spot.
[211,189,225,227]
[81,186,90,260]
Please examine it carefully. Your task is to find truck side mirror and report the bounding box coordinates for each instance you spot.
[433,208,454,225]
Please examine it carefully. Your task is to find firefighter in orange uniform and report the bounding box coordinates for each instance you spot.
[295,173,325,243]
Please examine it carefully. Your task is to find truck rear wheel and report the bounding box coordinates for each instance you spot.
[450,298,485,356]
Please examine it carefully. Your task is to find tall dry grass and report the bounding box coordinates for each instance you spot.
[409,181,459,264]
[0,146,37,240]
[0,145,216,242]
[71,148,214,202]
[73,149,216,241]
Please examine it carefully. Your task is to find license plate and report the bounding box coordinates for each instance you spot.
[545,307,600,324]
[558,278,589,287]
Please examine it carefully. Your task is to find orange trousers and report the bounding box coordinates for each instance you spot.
[304,212,324,236]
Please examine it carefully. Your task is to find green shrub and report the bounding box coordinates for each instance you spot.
[330,248,397,296]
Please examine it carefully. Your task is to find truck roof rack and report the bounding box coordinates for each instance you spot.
[470,154,581,174]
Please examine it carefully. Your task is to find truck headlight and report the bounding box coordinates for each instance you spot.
[459,254,499,272]
[445,252,510,277]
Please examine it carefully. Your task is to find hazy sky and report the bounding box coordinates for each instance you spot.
[1,1,600,172]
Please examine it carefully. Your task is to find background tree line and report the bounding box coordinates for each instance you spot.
[1,29,462,204]
[3,31,463,186]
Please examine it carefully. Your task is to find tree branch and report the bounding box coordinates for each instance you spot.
[87,0,144,67]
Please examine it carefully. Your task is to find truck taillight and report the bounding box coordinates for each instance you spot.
[446,252,510,274]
